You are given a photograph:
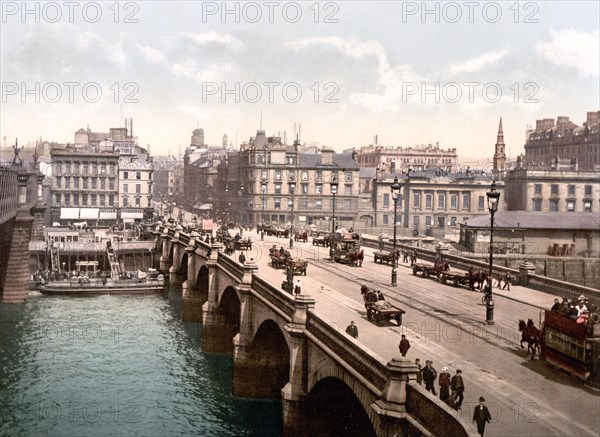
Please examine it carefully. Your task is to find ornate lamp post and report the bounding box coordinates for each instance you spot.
[391,176,401,286]
[288,176,296,248]
[486,180,501,325]
[329,175,338,258]
[261,178,267,241]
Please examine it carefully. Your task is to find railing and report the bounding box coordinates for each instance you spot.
[251,275,295,319]
[306,313,388,391]
[217,252,244,281]
[527,274,600,308]
[0,167,18,225]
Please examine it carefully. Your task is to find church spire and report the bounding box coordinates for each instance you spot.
[497,117,504,144]
[493,116,506,177]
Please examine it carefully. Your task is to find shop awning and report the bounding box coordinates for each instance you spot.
[60,208,79,219]
[121,212,143,219]
[80,208,99,219]
[99,211,117,219]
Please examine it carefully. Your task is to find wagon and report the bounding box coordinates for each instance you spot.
[312,236,329,247]
[366,302,405,326]
[412,262,449,278]
[235,239,252,250]
[287,258,307,275]
[438,270,471,288]
[373,250,398,265]
[270,250,289,269]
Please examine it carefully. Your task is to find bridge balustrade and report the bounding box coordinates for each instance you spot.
[217,251,245,281]
[251,275,295,319]
[0,167,18,225]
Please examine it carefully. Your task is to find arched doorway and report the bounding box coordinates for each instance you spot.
[304,377,376,437]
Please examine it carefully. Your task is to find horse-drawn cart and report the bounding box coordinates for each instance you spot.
[312,235,330,247]
[294,230,308,242]
[361,285,405,326]
[287,258,308,275]
[269,249,290,269]
[234,238,252,250]
[438,270,471,287]
[373,250,398,265]
[412,262,449,278]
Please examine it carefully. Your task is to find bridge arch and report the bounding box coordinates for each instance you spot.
[218,286,241,354]
[195,265,209,304]
[167,244,174,267]
[304,376,376,437]
[178,253,188,283]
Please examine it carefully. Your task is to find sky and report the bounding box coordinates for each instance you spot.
[1,1,598,161]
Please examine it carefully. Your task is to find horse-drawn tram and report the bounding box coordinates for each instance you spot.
[541,309,600,382]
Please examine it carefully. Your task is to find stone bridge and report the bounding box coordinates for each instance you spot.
[155,225,478,437]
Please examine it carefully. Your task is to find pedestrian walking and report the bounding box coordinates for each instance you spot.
[450,369,465,409]
[294,279,301,296]
[399,334,411,357]
[439,367,451,401]
[402,250,409,263]
[503,273,511,290]
[378,232,385,251]
[414,358,422,385]
[473,397,492,436]
[422,360,437,395]
[238,252,246,264]
[345,321,358,338]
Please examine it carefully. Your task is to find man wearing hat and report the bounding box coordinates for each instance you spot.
[450,369,465,409]
[472,396,492,436]
[421,360,437,395]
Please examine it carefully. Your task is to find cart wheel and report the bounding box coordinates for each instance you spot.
[396,314,402,326]
[303,269,307,276]
[454,278,459,287]
[442,276,447,285]
[412,267,418,276]
[367,309,372,321]
[375,313,382,325]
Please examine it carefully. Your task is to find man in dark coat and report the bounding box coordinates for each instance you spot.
[399,334,410,357]
[422,360,437,395]
[450,369,465,409]
[472,396,492,436]
[345,321,358,338]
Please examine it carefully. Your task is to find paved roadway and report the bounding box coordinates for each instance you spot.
[229,228,599,437]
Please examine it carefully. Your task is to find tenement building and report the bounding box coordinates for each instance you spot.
[523,110,600,171]
[222,129,359,228]
[355,140,458,173]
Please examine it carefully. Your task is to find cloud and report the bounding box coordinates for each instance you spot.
[448,48,509,74]
[171,60,236,83]
[536,28,599,77]
[135,44,166,64]
[179,32,243,50]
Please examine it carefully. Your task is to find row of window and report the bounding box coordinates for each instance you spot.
[259,198,354,211]
[257,169,354,183]
[534,184,594,196]
[123,184,145,194]
[382,193,485,211]
[54,176,116,190]
[54,161,117,176]
[122,197,142,207]
[55,193,115,207]
[532,198,593,212]
[381,215,465,226]
[265,183,353,195]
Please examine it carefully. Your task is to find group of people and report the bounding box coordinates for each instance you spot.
[551,294,597,325]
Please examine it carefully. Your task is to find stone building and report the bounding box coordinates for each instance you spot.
[355,140,458,173]
[504,158,600,215]
[523,111,600,171]
[220,129,360,228]
[118,159,154,221]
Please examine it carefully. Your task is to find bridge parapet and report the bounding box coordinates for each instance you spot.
[0,167,18,226]
[252,275,296,319]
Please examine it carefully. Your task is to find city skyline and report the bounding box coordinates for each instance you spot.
[1,1,598,159]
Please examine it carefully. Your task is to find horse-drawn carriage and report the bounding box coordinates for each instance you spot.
[234,238,252,250]
[373,250,399,265]
[312,234,331,247]
[330,232,361,264]
[438,270,471,287]
[287,258,308,275]
[269,247,291,269]
[294,229,308,243]
[412,261,449,278]
[361,285,404,326]
[265,225,288,238]
[216,225,230,243]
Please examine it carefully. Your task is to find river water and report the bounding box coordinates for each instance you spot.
[0,289,281,437]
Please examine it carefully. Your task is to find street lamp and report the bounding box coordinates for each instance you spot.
[288,176,296,248]
[329,175,338,258]
[391,176,401,287]
[261,178,267,241]
[486,180,501,325]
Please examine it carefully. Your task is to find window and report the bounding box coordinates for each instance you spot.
[345,172,352,182]
[585,185,592,196]
[425,194,432,209]
[100,163,106,174]
[123,172,129,180]
[257,155,265,165]
[425,216,432,226]
[344,199,352,210]
[478,196,485,210]
[533,199,542,211]
[300,200,308,209]
[567,200,575,212]
[123,198,128,206]
[584,201,592,212]
[274,198,281,209]
[413,215,419,226]
[550,199,559,212]
[55,162,62,176]
[55,176,61,189]
[83,178,88,189]
[413,193,420,208]
[315,184,323,194]
[301,171,308,181]
[288,183,295,195]
[383,215,389,225]
[136,172,141,180]
[82,194,88,205]
[109,179,115,190]
[92,164,97,174]
[64,194,70,205]
[438,194,445,209]
[397,194,403,208]
[74,162,80,174]
[109,195,114,206]
[315,199,322,210]
[315,170,322,181]
[91,178,97,189]
[302,184,308,194]
[124,184,128,193]
[450,216,457,226]
[568,185,575,196]
[450,194,457,209]
[331,172,338,182]
[100,178,106,190]
[55,193,61,205]
[100,194,105,206]
[534,184,542,195]
[73,194,79,205]
[261,170,268,180]
[83,164,88,175]
[135,197,141,206]
[74,178,79,189]
[383,193,389,208]
[462,194,470,209]
[550,184,558,196]
[136,184,141,194]
[344,185,352,196]
[109,164,115,175]
[91,194,97,205]
[275,170,281,181]
[274,184,281,194]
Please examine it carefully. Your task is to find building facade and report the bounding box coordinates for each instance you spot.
[355,142,458,173]
[118,160,154,221]
[523,111,600,171]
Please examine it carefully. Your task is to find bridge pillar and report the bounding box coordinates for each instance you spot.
[182,233,201,322]
[159,231,171,272]
[2,213,34,303]
[370,358,420,436]
[201,242,229,353]
[281,295,315,437]
[518,261,536,287]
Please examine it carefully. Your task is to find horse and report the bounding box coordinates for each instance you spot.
[469,270,488,291]
[518,319,541,360]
